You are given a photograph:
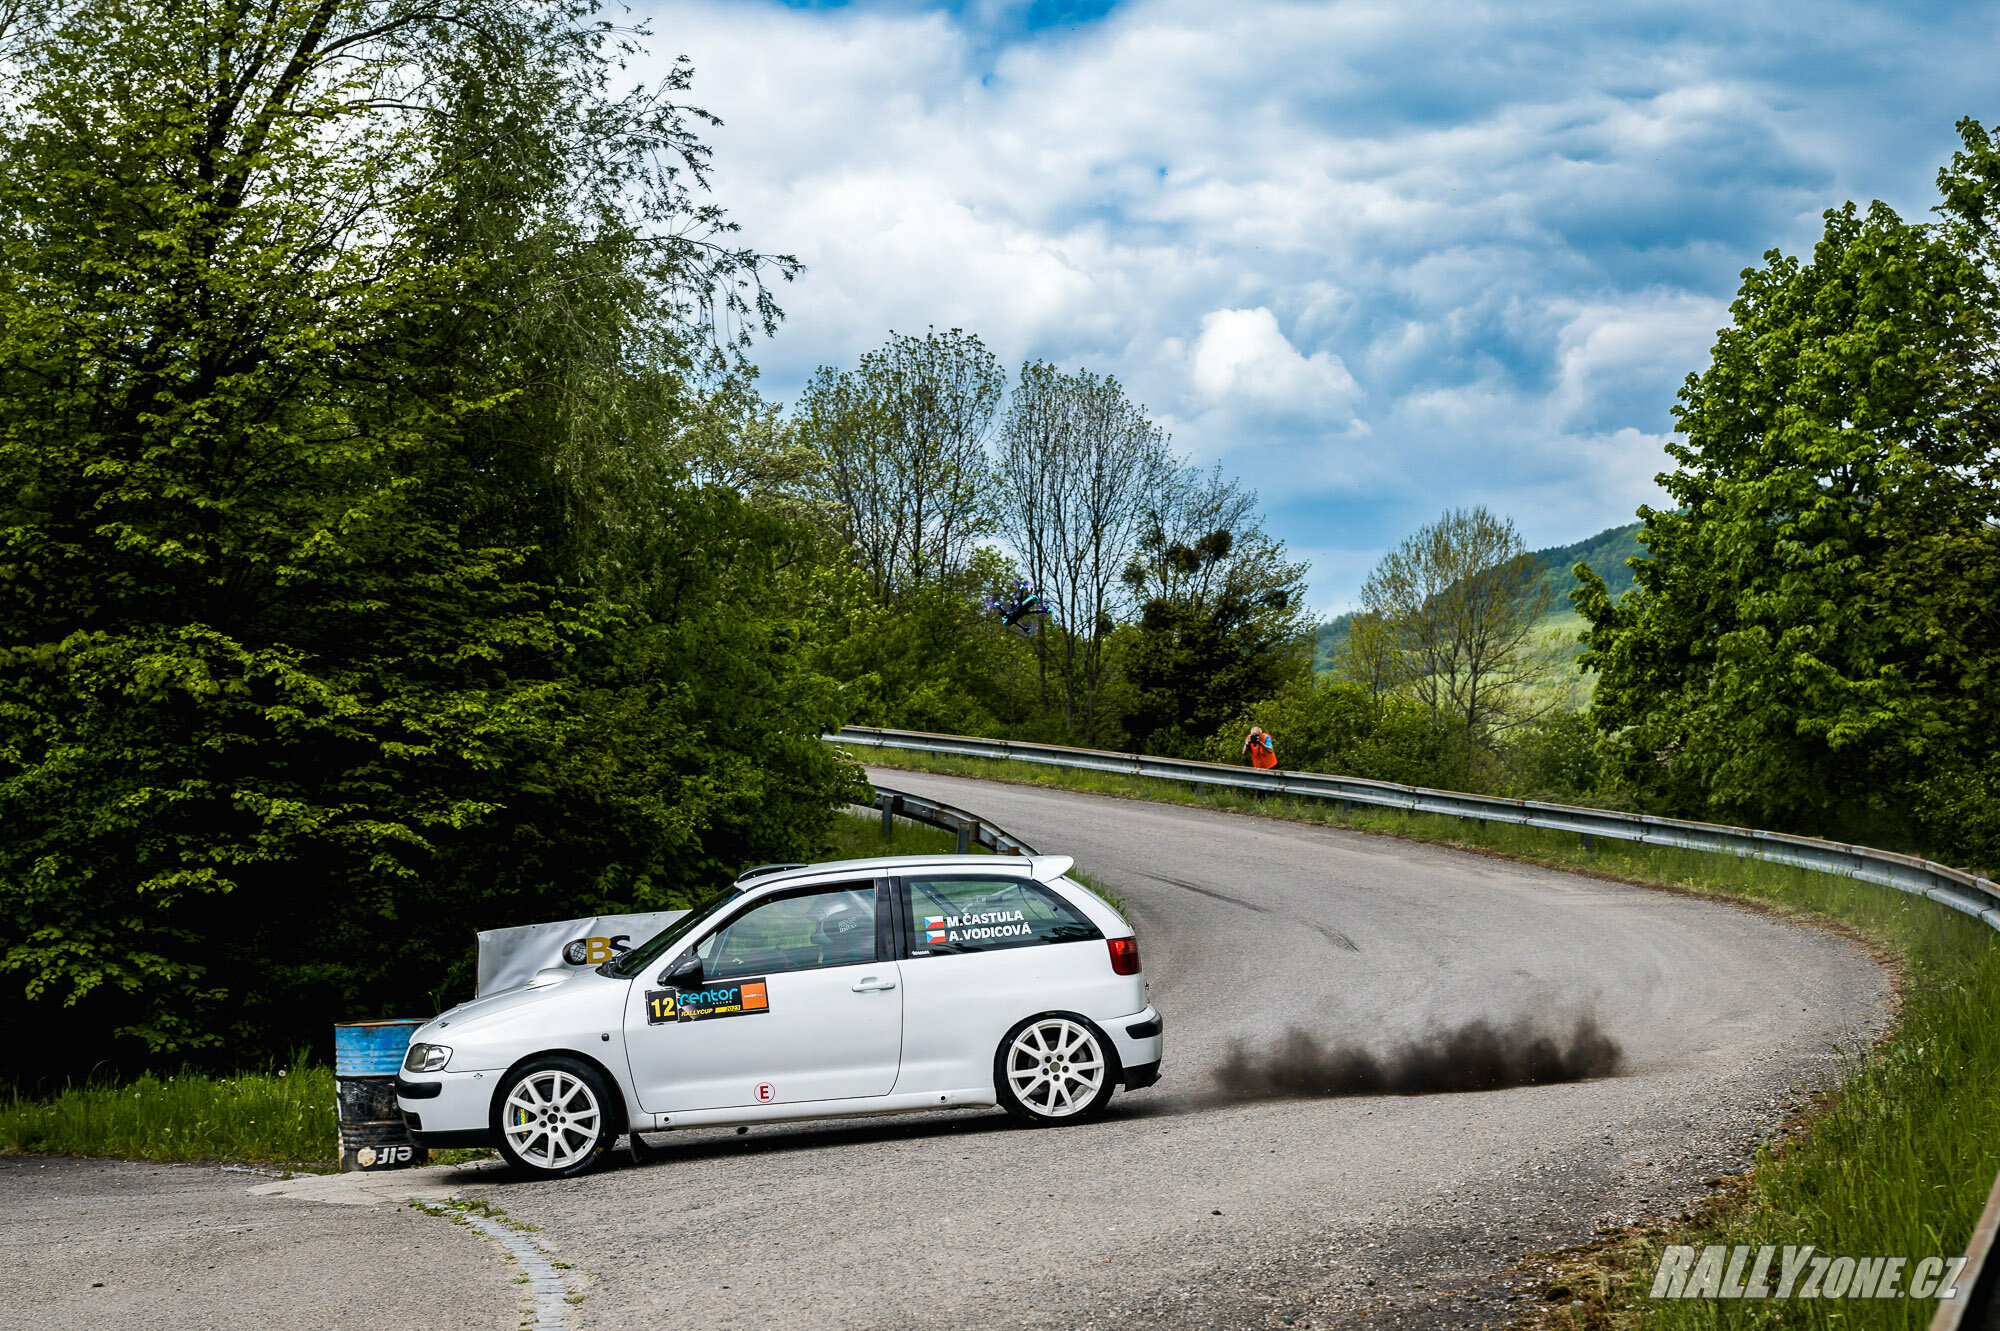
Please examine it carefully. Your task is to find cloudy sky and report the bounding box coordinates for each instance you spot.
[633,0,1996,614]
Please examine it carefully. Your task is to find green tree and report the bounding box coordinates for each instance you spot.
[1119,467,1311,756]
[1358,506,1564,742]
[1331,611,1401,699]
[664,374,832,533]
[1577,120,2000,855]
[997,361,1170,743]
[798,328,1003,605]
[812,548,1032,737]
[0,0,853,1074]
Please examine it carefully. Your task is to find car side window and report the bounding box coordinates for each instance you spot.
[903,876,1101,958]
[695,884,877,980]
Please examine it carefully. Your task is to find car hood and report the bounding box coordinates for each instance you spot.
[422,969,627,1039]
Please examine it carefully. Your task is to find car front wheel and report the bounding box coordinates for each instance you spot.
[995,1014,1117,1126]
[493,1056,618,1178]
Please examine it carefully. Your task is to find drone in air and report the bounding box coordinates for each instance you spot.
[990,579,1047,635]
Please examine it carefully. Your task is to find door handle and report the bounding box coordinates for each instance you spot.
[851,977,897,993]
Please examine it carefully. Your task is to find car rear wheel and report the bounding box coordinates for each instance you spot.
[995,1014,1117,1126]
[493,1056,618,1178]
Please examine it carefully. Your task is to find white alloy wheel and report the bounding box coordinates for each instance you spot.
[502,1067,605,1173]
[1001,1016,1109,1122]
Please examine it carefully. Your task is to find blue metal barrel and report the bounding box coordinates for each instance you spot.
[334,1018,428,1077]
[333,1019,430,1171]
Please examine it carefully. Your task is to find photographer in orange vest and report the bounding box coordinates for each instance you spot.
[1242,726,1277,770]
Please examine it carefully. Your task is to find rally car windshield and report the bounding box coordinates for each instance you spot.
[601,884,738,979]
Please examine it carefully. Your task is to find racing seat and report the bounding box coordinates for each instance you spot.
[811,904,875,966]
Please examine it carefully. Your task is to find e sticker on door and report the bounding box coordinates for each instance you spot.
[648,977,771,1024]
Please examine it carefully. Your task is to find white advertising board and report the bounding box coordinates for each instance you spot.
[475,911,687,996]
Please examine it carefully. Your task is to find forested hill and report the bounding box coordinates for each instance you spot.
[1527,520,1644,613]
[1313,520,1644,671]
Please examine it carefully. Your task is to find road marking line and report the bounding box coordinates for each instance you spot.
[450,1209,572,1329]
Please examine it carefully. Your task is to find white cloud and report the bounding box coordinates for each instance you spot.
[1547,293,1728,431]
[1185,308,1360,415]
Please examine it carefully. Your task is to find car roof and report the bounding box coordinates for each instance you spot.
[734,853,1073,892]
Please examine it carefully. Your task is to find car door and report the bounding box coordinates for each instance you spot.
[891,872,1104,1095]
[623,878,902,1114]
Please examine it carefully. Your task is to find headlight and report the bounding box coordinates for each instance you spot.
[404,1043,452,1073]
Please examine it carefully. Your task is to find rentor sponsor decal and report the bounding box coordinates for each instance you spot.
[646,977,772,1025]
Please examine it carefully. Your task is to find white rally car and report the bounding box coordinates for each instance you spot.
[395,853,1164,1178]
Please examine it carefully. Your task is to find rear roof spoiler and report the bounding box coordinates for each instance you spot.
[1029,854,1074,882]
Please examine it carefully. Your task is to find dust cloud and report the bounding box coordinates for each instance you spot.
[1210,1015,1623,1101]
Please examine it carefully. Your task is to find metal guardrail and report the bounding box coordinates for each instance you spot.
[1938,1171,2000,1331]
[832,725,2000,929]
[863,783,1039,857]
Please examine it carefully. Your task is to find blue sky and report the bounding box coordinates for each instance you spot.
[637,0,1998,613]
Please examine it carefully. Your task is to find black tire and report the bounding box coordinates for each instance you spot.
[491,1055,620,1179]
[994,1012,1119,1127]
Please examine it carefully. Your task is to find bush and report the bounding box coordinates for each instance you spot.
[1913,765,2000,876]
[1207,676,1485,789]
[1501,710,1603,802]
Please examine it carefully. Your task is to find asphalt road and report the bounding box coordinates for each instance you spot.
[5,770,1892,1330]
[0,1157,520,1331]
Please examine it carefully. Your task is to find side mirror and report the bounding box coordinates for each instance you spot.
[661,953,703,987]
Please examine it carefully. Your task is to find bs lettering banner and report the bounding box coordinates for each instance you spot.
[475,911,687,995]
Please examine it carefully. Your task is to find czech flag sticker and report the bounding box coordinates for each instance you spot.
[924,915,947,945]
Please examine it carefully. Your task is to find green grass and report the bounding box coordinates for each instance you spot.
[0,1055,339,1169]
[1065,868,1131,922]
[850,744,2000,1329]
[821,805,996,860]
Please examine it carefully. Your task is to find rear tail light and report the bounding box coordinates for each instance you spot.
[1107,936,1140,976]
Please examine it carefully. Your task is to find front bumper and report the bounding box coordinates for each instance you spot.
[395,1068,497,1139]
[408,1126,498,1150]
[1107,1004,1164,1088]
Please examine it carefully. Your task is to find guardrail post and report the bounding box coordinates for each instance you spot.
[1932,1164,2000,1331]
[1338,799,1350,816]
[956,820,972,855]
[1580,832,1596,852]
[1194,781,1206,797]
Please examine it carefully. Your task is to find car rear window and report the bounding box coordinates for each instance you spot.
[902,875,1101,957]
